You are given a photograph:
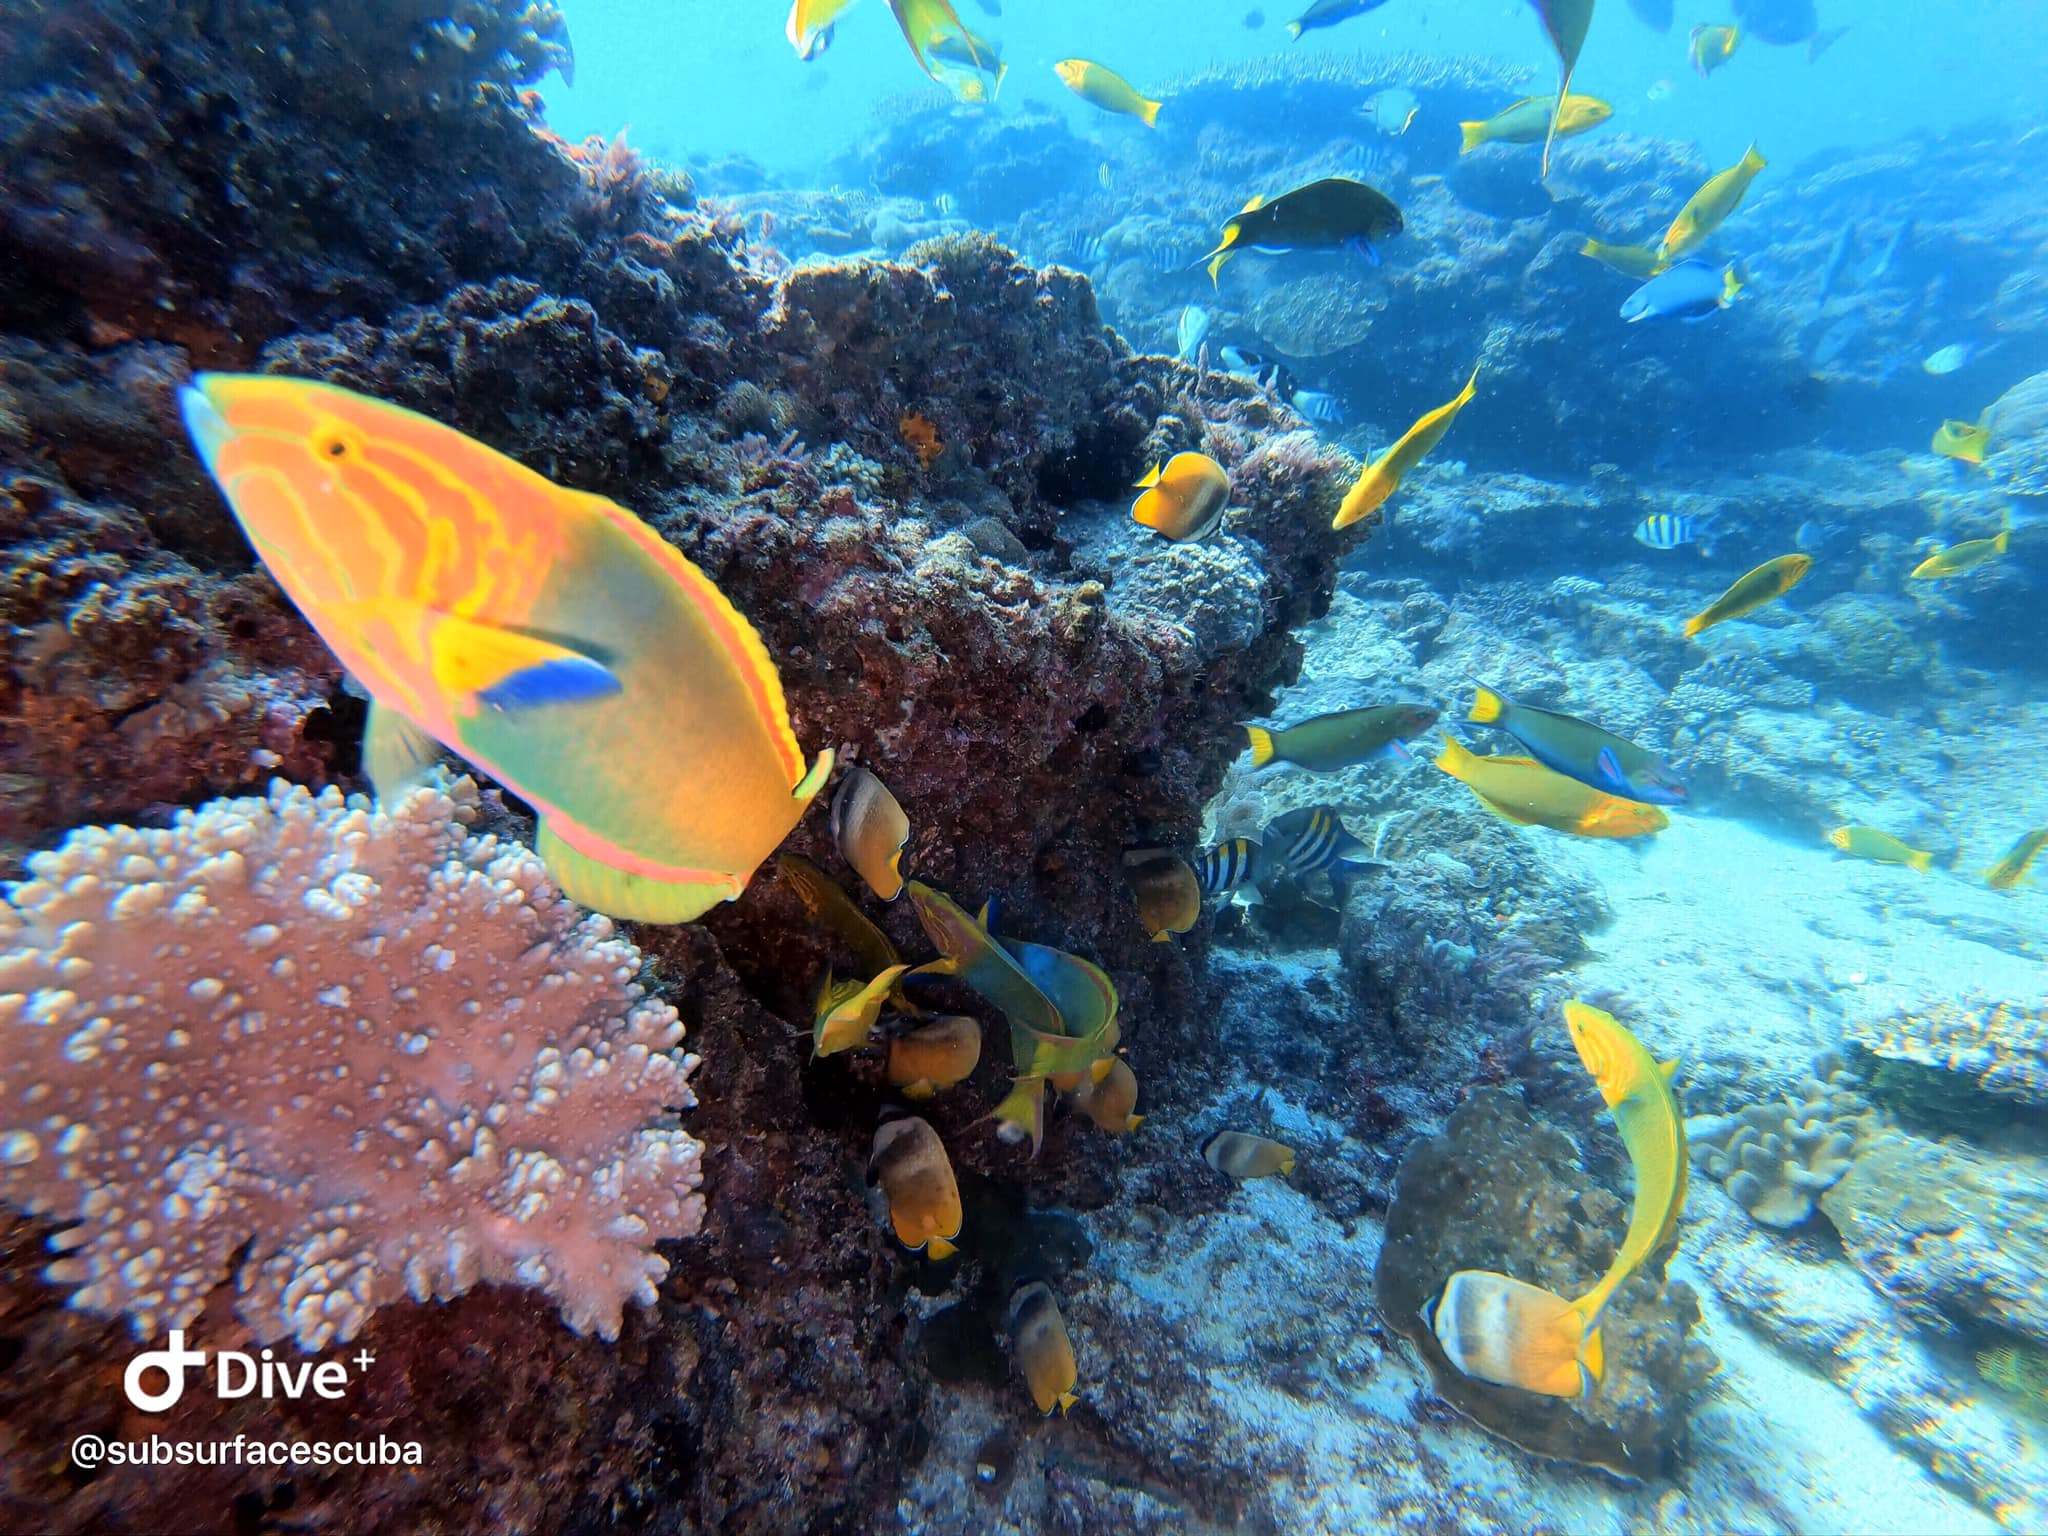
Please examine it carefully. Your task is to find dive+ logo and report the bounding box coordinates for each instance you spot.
[122,1332,374,1412]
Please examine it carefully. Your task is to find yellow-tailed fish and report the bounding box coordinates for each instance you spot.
[1682,552,1810,638]
[999,929,1120,1082]
[1131,452,1230,542]
[1425,1272,1605,1398]
[832,765,910,900]
[1689,23,1741,76]
[1578,238,1669,280]
[1200,177,1403,286]
[1074,1057,1143,1133]
[1008,1280,1079,1414]
[886,1014,982,1099]
[814,963,912,1056]
[1985,829,2048,890]
[872,1114,962,1259]
[928,23,1005,99]
[1123,849,1202,941]
[776,853,921,1015]
[887,0,979,80]
[1458,93,1612,153]
[1527,0,1595,176]
[1245,702,1439,771]
[1932,418,1990,465]
[1911,530,2009,579]
[180,374,830,924]
[1333,367,1479,530]
[991,1074,1049,1151]
[1659,143,1768,262]
[1827,826,1933,872]
[1434,735,1669,838]
[1203,1130,1295,1179]
[786,0,859,59]
[1053,58,1160,127]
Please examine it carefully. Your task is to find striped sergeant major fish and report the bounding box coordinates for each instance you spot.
[1631,512,1710,552]
[1261,805,1383,881]
[1195,836,1266,896]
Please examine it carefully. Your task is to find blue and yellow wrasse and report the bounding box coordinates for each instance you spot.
[1467,685,1687,805]
[180,374,831,924]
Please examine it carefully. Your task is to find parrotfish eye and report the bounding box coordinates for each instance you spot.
[312,423,361,462]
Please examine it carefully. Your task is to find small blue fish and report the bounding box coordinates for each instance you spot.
[1620,260,1744,324]
[1291,389,1346,425]
[1923,342,1980,376]
[1196,837,1266,896]
[1632,513,1701,550]
[1261,805,1381,880]
[1177,304,1212,362]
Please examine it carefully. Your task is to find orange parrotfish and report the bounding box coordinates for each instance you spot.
[180,374,832,924]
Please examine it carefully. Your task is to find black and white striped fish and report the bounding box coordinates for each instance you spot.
[1261,805,1381,881]
[1632,513,1705,551]
[1195,836,1266,896]
[1291,388,1345,425]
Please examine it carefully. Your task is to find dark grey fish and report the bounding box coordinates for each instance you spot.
[1286,0,1391,40]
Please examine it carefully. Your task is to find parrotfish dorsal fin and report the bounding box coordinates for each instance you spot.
[1239,193,1267,213]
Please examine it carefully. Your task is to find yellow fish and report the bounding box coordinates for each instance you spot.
[1074,1057,1143,1133]
[1332,367,1479,530]
[1932,418,1990,465]
[1660,143,1767,262]
[832,765,910,900]
[1123,849,1202,941]
[1527,0,1595,176]
[1984,828,2048,890]
[872,1114,962,1259]
[813,964,912,1057]
[1131,452,1230,542]
[1425,1271,1605,1398]
[1008,1281,1080,1414]
[1911,529,2008,579]
[180,375,831,924]
[1458,93,1612,153]
[1434,736,1669,839]
[1578,238,1669,280]
[1689,23,1741,76]
[785,0,859,59]
[887,0,980,80]
[1682,552,1810,638]
[1203,1131,1295,1179]
[776,853,920,1015]
[1827,826,1933,872]
[1053,58,1161,126]
[886,1014,982,1099]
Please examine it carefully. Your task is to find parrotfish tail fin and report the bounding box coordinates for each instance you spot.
[1205,249,1232,289]
[926,1236,957,1261]
[1459,121,1486,154]
[1457,365,1481,406]
[1245,725,1277,767]
[794,747,835,805]
[1722,264,1747,306]
[1278,1151,1297,1176]
[1135,462,1163,488]
[1056,1390,1079,1415]
[1910,849,1934,874]
[1089,1057,1116,1085]
[1139,97,1162,129]
[1539,78,1570,179]
[1745,142,1768,173]
[536,821,739,925]
[1681,612,1707,640]
[1467,685,1506,725]
[1658,1057,1680,1084]
[1284,20,1303,40]
[363,701,444,805]
[1434,731,1473,776]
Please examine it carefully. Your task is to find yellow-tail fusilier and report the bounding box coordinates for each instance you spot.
[1689,23,1741,76]
[1459,93,1612,153]
[1075,1057,1143,1133]
[1008,1281,1080,1414]
[814,964,913,1056]
[832,765,911,900]
[1578,238,1668,279]
[1333,367,1479,530]
[1659,143,1768,262]
[1911,530,2009,579]
[886,1014,983,1099]
[1053,59,1161,126]
[872,1114,963,1260]
[1681,553,1811,638]
[1131,452,1231,542]
[1203,1130,1296,1179]
[1827,826,1934,873]
[1123,850,1202,941]
[1984,829,2048,890]
[1434,735,1670,839]
[1527,0,1595,176]
[1201,177,1404,286]
[1932,418,1990,465]
[179,374,832,925]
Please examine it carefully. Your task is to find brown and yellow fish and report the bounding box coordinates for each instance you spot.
[1201,176,1404,286]
[832,765,911,900]
[1425,1271,1605,1399]
[179,374,832,925]
[1333,367,1479,530]
[1911,530,2008,579]
[1131,452,1231,542]
[1203,1130,1296,1179]
[1578,238,1669,280]
[1659,143,1768,262]
[1123,849,1202,941]
[886,1014,983,1099]
[887,0,981,80]
[814,963,913,1057]
[1827,826,1933,872]
[1689,23,1741,76]
[872,1114,963,1260]
[1053,58,1161,126]
[1459,93,1612,154]
[1932,418,1991,465]
[1682,552,1810,638]
[1984,828,2048,890]
[1435,735,1669,838]
[1074,1057,1143,1134]
[1009,1280,1080,1414]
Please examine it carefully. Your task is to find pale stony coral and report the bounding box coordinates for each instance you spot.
[0,775,702,1350]
[1688,1052,1882,1229]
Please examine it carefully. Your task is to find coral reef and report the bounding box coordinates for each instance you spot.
[1846,997,2048,1108]
[0,774,701,1348]
[1687,1052,1883,1228]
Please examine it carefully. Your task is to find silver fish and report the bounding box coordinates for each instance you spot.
[1177,304,1212,362]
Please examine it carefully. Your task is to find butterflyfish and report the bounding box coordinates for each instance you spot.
[1659,143,1768,262]
[1425,1271,1605,1398]
[1074,1057,1143,1133]
[1244,703,1439,771]
[1123,849,1202,941]
[180,374,831,925]
[1689,23,1741,75]
[832,765,911,900]
[1467,685,1688,805]
[1201,177,1403,287]
[1932,418,1990,465]
[1203,1130,1296,1179]
[1053,58,1161,126]
[1578,237,1667,279]
[1526,0,1596,176]
[1435,735,1670,838]
[1332,368,1478,530]
[1131,452,1231,542]
[1984,828,2048,890]
[1827,826,1933,872]
[886,1014,983,1099]
[1910,530,2008,579]
[872,1114,963,1260]
[1008,1281,1080,1414]
[1459,93,1611,153]
[1681,552,1811,638]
